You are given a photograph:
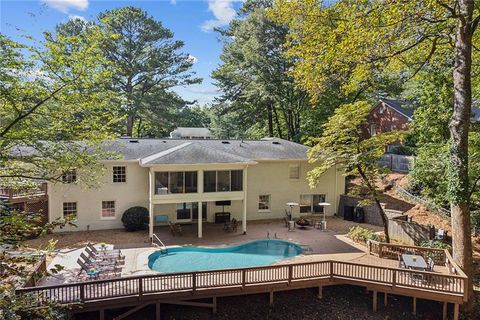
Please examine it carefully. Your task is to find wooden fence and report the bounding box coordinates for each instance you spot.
[388,216,434,245]
[379,154,414,173]
[17,251,468,307]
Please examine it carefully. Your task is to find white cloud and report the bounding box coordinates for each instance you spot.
[68,14,85,21]
[201,0,237,32]
[43,0,89,14]
[170,0,177,4]
[187,54,198,64]
[187,86,220,95]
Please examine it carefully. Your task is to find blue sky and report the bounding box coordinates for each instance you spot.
[0,0,244,105]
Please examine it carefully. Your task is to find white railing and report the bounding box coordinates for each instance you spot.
[152,233,167,250]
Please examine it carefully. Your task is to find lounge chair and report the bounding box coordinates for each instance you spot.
[85,247,125,263]
[168,222,182,236]
[87,243,123,259]
[78,253,121,274]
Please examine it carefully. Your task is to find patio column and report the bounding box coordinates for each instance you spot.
[198,201,203,238]
[148,169,154,239]
[198,169,203,239]
[242,165,248,234]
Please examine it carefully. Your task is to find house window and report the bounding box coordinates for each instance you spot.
[63,202,77,220]
[101,201,115,218]
[299,194,326,213]
[289,164,300,179]
[379,105,385,114]
[231,170,243,191]
[217,171,231,191]
[258,195,270,211]
[62,170,77,183]
[113,166,126,183]
[154,171,197,194]
[370,124,377,136]
[204,171,217,192]
[203,170,243,192]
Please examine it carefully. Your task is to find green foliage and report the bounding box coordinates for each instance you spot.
[347,226,379,244]
[0,201,75,319]
[212,0,339,142]
[308,101,406,242]
[0,30,119,187]
[121,206,149,231]
[420,240,452,252]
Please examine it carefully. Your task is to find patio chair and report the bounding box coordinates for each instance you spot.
[398,255,406,268]
[426,257,435,271]
[225,218,238,232]
[168,222,183,236]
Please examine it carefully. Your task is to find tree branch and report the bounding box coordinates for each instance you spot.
[0,79,74,138]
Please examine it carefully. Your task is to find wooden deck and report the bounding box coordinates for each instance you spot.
[16,243,469,320]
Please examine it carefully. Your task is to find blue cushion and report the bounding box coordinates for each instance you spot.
[155,215,169,223]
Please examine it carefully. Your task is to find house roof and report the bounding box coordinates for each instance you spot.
[379,98,480,123]
[104,137,309,165]
[378,98,415,120]
[139,142,255,165]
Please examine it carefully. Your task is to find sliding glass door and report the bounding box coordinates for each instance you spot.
[176,202,207,222]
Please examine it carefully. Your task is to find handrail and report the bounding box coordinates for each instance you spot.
[16,256,468,305]
[152,233,166,249]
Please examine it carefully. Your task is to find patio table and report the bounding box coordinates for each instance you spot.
[402,254,427,270]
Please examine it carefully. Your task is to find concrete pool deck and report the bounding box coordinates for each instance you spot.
[38,218,389,285]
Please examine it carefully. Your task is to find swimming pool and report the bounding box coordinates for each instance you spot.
[148,240,303,273]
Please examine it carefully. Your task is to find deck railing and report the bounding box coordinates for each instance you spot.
[16,257,468,306]
[0,183,47,200]
[367,240,446,265]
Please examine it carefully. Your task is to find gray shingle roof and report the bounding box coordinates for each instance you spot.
[104,137,309,164]
[140,142,254,165]
[379,98,415,119]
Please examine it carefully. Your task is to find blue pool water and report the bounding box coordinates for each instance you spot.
[148,240,303,273]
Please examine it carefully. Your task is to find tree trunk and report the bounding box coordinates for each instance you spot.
[449,0,474,307]
[126,115,135,137]
[357,165,390,243]
[267,104,274,137]
[272,106,284,139]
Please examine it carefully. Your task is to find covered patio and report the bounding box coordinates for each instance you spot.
[151,217,375,255]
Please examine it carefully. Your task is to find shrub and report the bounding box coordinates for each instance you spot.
[420,239,452,252]
[347,226,376,243]
[121,206,149,231]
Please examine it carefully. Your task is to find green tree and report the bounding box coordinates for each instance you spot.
[212,0,313,142]
[57,7,201,138]
[98,7,201,137]
[308,101,405,242]
[0,27,118,318]
[272,0,480,304]
[0,30,118,187]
